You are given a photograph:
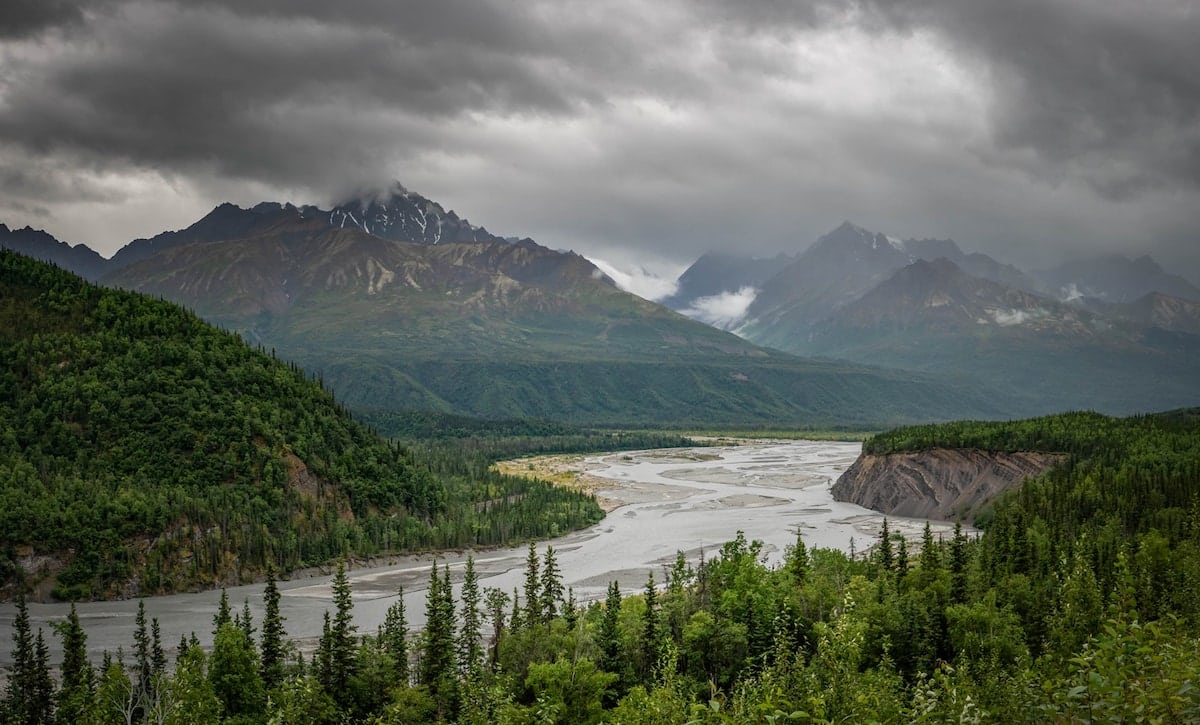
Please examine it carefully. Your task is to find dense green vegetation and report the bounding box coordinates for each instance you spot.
[309,355,1009,429]
[7,523,1199,723]
[0,251,619,600]
[355,411,586,441]
[870,410,1200,628]
[5,410,1199,722]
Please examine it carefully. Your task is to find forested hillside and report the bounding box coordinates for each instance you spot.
[869,409,1200,621]
[0,251,608,600]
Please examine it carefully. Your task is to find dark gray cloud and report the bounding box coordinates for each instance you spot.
[0,0,86,38]
[859,0,1200,198]
[0,0,1196,280]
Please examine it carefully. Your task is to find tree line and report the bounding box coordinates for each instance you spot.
[6,501,1200,723]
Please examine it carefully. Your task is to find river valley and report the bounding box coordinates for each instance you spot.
[0,439,969,667]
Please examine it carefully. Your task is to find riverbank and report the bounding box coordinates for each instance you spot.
[2,439,968,669]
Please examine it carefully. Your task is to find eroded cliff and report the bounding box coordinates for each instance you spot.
[831,448,1065,521]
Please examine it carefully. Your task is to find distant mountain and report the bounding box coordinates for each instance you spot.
[661,252,792,311]
[738,222,915,348]
[109,201,308,271]
[326,182,507,244]
[822,258,1098,337]
[736,223,1041,348]
[103,204,1007,427]
[1100,292,1200,337]
[801,258,1200,414]
[1036,254,1200,303]
[107,185,508,276]
[903,237,1038,292]
[0,223,108,280]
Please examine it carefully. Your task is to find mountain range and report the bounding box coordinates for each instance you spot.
[2,190,1008,427]
[668,222,1200,414]
[6,188,1198,423]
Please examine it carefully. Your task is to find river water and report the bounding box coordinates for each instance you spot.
[0,439,965,667]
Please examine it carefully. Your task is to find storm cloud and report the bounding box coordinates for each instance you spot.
[0,0,1196,279]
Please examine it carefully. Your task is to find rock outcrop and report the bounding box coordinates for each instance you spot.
[831,449,1064,521]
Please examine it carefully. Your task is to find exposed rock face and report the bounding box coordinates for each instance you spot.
[831,449,1065,521]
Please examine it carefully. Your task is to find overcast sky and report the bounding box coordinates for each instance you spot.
[2,0,1198,287]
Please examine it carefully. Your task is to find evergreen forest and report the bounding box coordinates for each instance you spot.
[4,410,1200,723]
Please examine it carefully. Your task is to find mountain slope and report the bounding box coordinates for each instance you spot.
[0,223,108,281]
[108,201,317,271]
[0,250,603,600]
[662,252,792,311]
[738,222,913,348]
[1107,292,1200,336]
[1036,254,1200,303]
[903,237,1038,291]
[103,205,1010,427]
[802,259,1200,414]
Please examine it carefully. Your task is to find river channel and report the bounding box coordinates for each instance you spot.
[0,439,967,667]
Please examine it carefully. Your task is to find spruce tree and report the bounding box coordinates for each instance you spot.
[896,537,910,577]
[522,543,541,626]
[134,599,152,702]
[564,587,578,630]
[150,618,166,683]
[326,559,357,700]
[316,611,332,689]
[4,593,55,725]
[949,521,968,603]
[213,588,232,635]
[787,529,809,583]
[31,628,54,725]
[382,587,409,684]
[260,568,287,690]
[508,587,522,636]
[458,556,483,677]
[176,634,190,668]
[540,546,564,622]
[598,581,623,676]
[237,598,256,641]
[419,563,455,686]
[919,521,940,571]
[598,581,626,704]
[640,572,660,683]
[419,563,458,720]
[54,603,93,725]
[878,518,894,572]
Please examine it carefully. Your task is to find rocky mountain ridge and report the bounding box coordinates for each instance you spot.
[325,182,509,245]
[0,222,108,281]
